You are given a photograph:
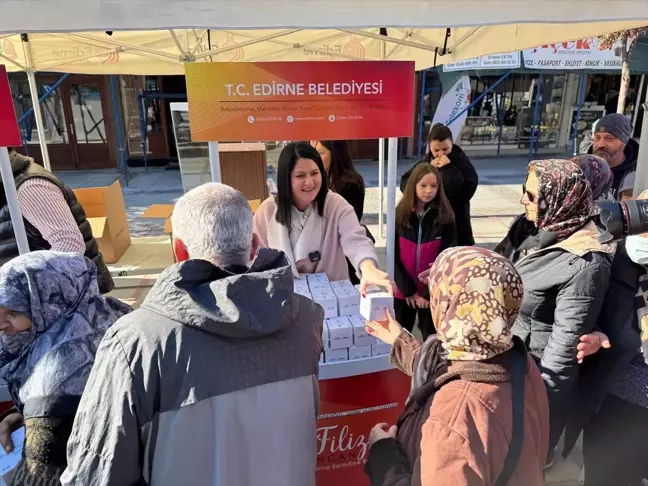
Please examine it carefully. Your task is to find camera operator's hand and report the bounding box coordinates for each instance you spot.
[577,331,610,363]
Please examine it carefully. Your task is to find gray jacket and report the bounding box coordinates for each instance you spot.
[512,222,614,449]
[61,249,324,486]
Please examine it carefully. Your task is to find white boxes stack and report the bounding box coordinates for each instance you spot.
[299,274,394,363]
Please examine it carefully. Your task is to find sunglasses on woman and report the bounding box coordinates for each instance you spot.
[522,184,536,203]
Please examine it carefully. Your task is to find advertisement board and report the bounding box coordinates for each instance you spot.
[443,52,520,72]
[523,38,624,70]
[316,369,411,486]
[185,61,415,142]
[0,65,21,147]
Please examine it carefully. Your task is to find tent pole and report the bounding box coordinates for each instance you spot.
[0,147,30,254]
[378,36,386,240]
[22,34,51,171]
[25,71,51,171]
[386,138,398,280]
[137,94,148,172]
[208,142,222,183]
[378,138,385,239]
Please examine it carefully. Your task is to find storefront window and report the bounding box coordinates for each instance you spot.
[10,75,68,145]
[459,73,566,149]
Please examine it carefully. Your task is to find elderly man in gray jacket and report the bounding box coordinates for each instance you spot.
[61,183,324,486]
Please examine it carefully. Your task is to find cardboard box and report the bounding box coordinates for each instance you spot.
[348,314,377,347]
[142,199,262,234]
[311,289,338,318]
[332,286,360,316]
[73,180,131,264]
[349,345,372,360]
[360,292,395,322]
[307,273,330,291]
[324,348,348,363]
[326,317,353,349]
[372,342,392,357]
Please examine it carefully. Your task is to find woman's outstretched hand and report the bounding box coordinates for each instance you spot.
[359,260,394,296]
[577,331,611,364]
[418,263,434,285]
[365,308,403,346]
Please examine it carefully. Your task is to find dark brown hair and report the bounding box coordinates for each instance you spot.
[275,142,328,227]
[428,123,453,143]
[396,163,454,227]
[317,140,365,193]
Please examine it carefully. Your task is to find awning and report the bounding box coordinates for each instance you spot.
[1,23,647,75]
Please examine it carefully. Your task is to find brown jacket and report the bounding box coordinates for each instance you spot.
[365,334,549,486]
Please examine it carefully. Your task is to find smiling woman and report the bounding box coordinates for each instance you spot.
[253,142,391,292]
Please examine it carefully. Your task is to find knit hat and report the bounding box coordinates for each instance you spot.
[595,113,633,145]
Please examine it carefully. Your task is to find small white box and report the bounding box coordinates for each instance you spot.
[372,342,392,357]
[348,345,372,360]
[331,280,356,292]
[326,317,354,349]
[360,292,394,322]
[322,321,330,350]
[325,348,348,363]
[332,286,361,316]
[294,278,310,296]
[307,273,330,291]
[312,289,338,318]
[348,314,377,347]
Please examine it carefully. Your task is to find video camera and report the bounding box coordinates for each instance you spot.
[596,199,648,243]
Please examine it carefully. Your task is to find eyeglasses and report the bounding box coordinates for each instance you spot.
[522,184,536,203]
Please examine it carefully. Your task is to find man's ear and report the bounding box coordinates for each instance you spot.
[250,233,260,261]
[172,238,190,263]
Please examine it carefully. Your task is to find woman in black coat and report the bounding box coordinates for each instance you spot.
[314,140,370,284]
[400,124,478,246]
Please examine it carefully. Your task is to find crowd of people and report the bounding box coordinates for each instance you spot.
[0,111,643,485]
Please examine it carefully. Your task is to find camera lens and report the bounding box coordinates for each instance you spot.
[624,199,648,237]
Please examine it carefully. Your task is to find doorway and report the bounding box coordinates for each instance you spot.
[11,73,115,170]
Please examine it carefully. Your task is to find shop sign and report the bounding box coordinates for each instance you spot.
[432,76,471,141]
[523,38,624,70]
[185,61,415,142]
[0,65,21,147]
[316,369,411,486]
[443,52,520,72]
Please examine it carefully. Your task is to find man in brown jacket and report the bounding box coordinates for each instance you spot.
[365,247,550,486]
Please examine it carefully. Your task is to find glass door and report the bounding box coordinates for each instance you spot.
[66,78,113,169]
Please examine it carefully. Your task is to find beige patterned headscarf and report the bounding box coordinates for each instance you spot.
[429,247,524,361]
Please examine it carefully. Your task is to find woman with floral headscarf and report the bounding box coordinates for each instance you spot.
[494,155,612,262]
[0,251,131,486]
[506,159,614,466]
[364,247,549,486]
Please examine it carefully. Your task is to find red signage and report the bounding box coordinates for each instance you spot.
[185,61,415,142]
[0,65,20,147]
[316,369,411,485]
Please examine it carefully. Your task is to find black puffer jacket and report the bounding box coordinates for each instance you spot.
[511,221,614,451]
[562,241,644,456]
[0,153,113,294]
[400,146,478,246]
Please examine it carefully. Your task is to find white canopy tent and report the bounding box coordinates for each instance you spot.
[1,0,648,280]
